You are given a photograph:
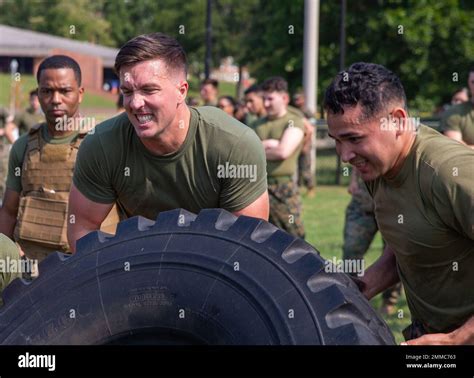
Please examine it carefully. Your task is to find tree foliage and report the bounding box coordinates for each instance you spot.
[1,0,473,111]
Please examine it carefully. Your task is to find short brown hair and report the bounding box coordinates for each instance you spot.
[115,33,187,77]
[261,76,288,93]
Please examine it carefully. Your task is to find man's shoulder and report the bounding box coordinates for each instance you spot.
[94,112,130,135]
[417,125,470,156]
[287,105,305,118]
[416,125,474,177]
[82,112,131,145]
[10,131,30,157]
[255,111,303,127]
[194,106,250,138]
[192,107,264,158]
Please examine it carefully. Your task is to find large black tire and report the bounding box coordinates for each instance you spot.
[0,209,395,345]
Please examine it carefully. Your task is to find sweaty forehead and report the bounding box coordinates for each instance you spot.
[120,59,172,83]
[327,106,364,126]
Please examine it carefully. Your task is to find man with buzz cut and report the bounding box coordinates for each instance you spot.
[68,32,269,252]
[251,76,305,239]
[325,62,474,344]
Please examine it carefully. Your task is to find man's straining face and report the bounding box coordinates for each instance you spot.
[327,104,403,181]
[120,59,188,140]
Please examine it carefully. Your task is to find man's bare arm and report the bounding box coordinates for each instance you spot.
[232,191,269,221]
[67,183,114,253]
[4,121,18,144]
[359,244,400,300]
[0,189,20,238]
[264,127,304,160]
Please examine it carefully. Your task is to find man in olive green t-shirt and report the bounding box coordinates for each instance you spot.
[251,77,305,238]
[325,62,474,345]
[68,33,269,252]
[5,90,44,143]
[440,67,474,147]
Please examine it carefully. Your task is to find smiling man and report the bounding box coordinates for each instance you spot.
[0,55,87,264]
[325,62,474,344]
[68,33,269,252]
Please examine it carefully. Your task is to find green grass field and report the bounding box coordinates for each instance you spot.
[302,185,411,344]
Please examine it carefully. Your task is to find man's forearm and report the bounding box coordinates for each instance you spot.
[450,316,474,344]
[360,244,400,300]
[67,223,98,253]
[0,209,17,239]
[265,145,285,160]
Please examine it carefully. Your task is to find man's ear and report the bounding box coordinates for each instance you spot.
[392,107,408,137]
[177,81,189,104]
[78,87,85,104]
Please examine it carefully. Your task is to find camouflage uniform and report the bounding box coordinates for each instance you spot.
[252,109,306,240]
[287,106,316,192]
[268,179,305,239]
[343,177,401,308]
[297,123,316,190]
[0,107,11,202]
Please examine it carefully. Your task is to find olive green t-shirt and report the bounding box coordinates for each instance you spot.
[0,233,22,301]
[73,107,267,219]
[6,124,80,193]
[440,102,474,145]
[252,110,304,180]
[366,125,474,333]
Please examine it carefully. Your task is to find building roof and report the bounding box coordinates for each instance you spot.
[0,24,118,67]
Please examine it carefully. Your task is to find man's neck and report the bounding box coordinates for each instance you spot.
[141,106,191,156]
[268,108,287,120]
[46,114,80,138]
[384,132,417,180]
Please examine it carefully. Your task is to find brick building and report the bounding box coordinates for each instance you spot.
[0,24,118,92]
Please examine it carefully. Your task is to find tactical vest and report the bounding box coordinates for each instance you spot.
[14,124,119,252]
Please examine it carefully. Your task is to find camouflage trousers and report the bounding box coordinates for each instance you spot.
[0,143,11,202]
[268,180,305,239]
[343,195,401,306]
[297,132,316,189]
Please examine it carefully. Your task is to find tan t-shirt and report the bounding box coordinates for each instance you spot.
[366,125,474,333]
[252,110,304,180]
[440,102,474,145]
